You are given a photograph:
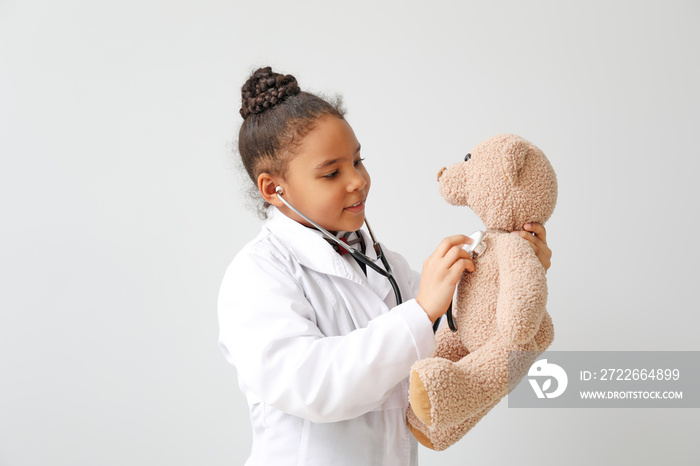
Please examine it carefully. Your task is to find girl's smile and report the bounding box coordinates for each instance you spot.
[344,199,365,213]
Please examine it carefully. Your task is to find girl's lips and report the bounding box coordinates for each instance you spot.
[344,200,365,213]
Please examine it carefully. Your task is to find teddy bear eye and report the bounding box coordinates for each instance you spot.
[464,153,471,162]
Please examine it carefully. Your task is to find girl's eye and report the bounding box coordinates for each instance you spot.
[323,158,364,179]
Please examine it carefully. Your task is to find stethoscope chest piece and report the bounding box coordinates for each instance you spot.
[463,230,487,258]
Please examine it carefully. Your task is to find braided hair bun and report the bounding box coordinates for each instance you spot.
[237,66,345,217]
[240,67,301,119]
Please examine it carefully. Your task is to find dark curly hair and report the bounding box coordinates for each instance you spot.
[237,67,345,214]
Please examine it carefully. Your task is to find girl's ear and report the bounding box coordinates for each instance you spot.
[257,173,284,207]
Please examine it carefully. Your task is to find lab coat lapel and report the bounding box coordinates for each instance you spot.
[265,208,369,287]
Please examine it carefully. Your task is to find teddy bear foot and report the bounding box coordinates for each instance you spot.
[410,357,482,428]
[409,368,432,426]
[408,421,435,450]
[407,404,439,450]
[408,401,497,451]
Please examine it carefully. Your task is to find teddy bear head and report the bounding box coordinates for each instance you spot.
[438,134,557,231]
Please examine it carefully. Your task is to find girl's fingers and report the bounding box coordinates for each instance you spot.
[450,257,474,277]
[449,257,474,278]
[444,245,474,271]
[513,230,546,250]
[443,243,470,262]
[536,252,551,270]
[513,228,552,271]
[461,255,475,273]
[527,241,543,257]
[523,223,547,243]
[436,235,472,256]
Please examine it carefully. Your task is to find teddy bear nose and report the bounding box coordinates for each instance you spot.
[464,153,471,162]
[437,166,446,181]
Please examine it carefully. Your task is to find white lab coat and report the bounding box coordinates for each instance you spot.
[218,208,436,466]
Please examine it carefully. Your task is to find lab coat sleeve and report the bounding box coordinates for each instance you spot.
[217,246,436,424]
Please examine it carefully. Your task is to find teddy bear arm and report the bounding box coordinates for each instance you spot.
[495,235,548,344]
[534,310,555,351]
[433,325,469,361]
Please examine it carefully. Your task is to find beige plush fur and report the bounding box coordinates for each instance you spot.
[407,134,557,450]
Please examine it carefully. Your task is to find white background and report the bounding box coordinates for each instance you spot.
[1,1,698,465]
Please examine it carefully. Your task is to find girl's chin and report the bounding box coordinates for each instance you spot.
[318,212,366,234]
[344,214,366,231]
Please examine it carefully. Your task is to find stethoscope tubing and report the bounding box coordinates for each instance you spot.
[275,187,440,332]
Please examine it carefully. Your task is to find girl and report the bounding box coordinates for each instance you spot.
[218,67,552,465]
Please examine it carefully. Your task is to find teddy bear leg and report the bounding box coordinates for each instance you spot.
[410,356,477,427]
[408,400,497,451]
[410,342,539,428]
[429,402,496,451]
[408,326,470,426]
[409,354,495,428]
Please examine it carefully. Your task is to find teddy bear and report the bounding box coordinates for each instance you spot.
[406,133,558,451]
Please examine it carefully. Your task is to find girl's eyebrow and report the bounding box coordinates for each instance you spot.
[314,144,361,170]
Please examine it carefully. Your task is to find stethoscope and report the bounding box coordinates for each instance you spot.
[275,186,486,333]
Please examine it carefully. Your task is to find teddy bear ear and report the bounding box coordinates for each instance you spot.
[501,137,530,184]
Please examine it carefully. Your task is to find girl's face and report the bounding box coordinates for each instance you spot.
[277,115,371,233]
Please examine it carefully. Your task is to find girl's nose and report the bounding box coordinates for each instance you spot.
[348,169,367,191]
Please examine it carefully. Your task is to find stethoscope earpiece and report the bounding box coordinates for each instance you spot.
[275,186,283,196]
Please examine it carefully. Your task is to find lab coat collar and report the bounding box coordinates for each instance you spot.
[265,208,392,299]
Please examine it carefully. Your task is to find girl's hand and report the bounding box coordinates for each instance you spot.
[512,223,552,271]
[416,235,474,323]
